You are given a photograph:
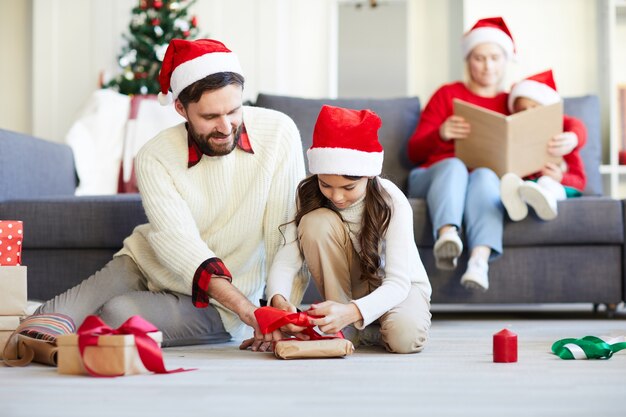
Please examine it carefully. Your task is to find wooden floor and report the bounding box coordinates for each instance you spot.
[1,307,625,417]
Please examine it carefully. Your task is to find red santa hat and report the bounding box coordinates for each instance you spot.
[462,17,515,60]
[158,38,243,105]
[508,69,561,112]
[307,105,384,177]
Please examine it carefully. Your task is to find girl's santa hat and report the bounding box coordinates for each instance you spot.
[307,105,384,177]
[462,17,515,60]
[158,39,243,105]
[508,69,561,112]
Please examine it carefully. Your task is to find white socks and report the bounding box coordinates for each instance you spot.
[500,173,565,222]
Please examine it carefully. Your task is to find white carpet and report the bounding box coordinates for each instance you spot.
[1,313,625,417]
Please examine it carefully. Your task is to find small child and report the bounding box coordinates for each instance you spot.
[266,105,432,354]
[500,70,587,221]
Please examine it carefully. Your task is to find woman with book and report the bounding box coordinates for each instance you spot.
[500,69,586,221]
[405,17,514,292]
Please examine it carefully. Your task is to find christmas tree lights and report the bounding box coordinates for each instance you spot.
[104,0,199,95]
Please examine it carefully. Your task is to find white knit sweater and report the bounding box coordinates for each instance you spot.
[266,178,431,329]
[116,106,307,338]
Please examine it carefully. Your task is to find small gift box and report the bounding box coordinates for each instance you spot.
[57,331,163,376]
[0,316,20,360]
[274,338,354,359]
[0,221,24,266]
[0,266,27,315]
[57,315,190,377]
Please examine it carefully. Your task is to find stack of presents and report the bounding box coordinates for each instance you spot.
[0,221,27,361]
[0,220,167,377]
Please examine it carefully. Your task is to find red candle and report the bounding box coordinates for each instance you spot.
[493,328,517,363]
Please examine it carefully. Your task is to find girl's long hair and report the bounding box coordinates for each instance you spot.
[294,175,392,286]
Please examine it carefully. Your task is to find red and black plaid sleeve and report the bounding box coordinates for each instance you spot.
[192,258,232,308]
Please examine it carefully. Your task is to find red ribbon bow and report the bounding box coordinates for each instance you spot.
[77,315,193,377]
[254,306,344,340]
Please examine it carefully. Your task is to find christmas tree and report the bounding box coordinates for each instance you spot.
[104,0,200,95]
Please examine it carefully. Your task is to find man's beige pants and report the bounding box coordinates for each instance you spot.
[298,208,431,353]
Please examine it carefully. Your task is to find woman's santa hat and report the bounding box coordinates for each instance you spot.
[508,69,561,112]
[158,39,243,105]
[462,17,515,60]
[307,105,384,177]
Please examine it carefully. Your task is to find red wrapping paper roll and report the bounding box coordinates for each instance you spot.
[493,329,517,363]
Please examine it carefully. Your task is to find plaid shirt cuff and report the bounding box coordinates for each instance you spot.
[192,258,232,308]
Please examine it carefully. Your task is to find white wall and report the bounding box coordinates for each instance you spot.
[0,0,31,133]
[461,0,599,96]
[0,0,603,144]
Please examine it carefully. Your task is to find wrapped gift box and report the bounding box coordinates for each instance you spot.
[0,316,20,360]
[0,221,23,266]
[57,331,162,376]
[0,266,27,315]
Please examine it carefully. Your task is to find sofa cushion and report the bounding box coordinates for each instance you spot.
[0,129,77,200]
[0,194,146,248]
[255,94,420,190]
[411,196,623,247]
[563,95,602,196]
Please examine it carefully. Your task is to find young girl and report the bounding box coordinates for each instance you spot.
[500,69,587,221]
[265,105,432,354]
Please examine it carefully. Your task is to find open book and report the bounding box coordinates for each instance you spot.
[453,99,563,178]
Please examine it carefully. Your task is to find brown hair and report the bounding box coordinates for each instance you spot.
[294,175,392,286]
[177,72,245,107]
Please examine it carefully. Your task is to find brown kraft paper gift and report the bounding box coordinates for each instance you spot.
[273,338,355,359]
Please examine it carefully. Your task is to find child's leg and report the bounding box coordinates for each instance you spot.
[297,208,367,304]
[500,173,528,221]
[519,177,559,221]
[378,284,431,354]
[537,175,567,200]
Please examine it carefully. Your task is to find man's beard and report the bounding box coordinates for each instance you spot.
[189,122,241,156]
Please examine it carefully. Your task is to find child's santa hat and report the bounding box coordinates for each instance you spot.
[158,39,243,105]
[462,17,515,60]
[508,69,561,112]
[307,105,384,177]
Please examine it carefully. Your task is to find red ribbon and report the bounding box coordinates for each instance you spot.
[77,315,194,377]
[254,306,344,340]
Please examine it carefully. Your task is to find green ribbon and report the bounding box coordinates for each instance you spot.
[552,336,626,360]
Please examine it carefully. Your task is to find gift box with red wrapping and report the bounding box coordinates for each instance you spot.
[0,221,23,266]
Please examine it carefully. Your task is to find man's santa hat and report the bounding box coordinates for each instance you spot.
[307,105,384,177]
[508,69,561,112]
[462,17,515,60]
[158,39,243,105]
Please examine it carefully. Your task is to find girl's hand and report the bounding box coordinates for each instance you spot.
[548,132,578,156]
[307,301,362,335]
[541,162,564,182]
[270,294,310,338]
[439,115,470,141]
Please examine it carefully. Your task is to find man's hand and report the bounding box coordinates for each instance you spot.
[548,132,578,157]
[270,295,310,338]
[540,162,563,182]
[238,306,283,352]
[308,301,362,335]
[439,115,470,141]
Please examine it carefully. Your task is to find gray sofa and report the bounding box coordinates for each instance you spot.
[1,93,624,311]
[0,129,146,300]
